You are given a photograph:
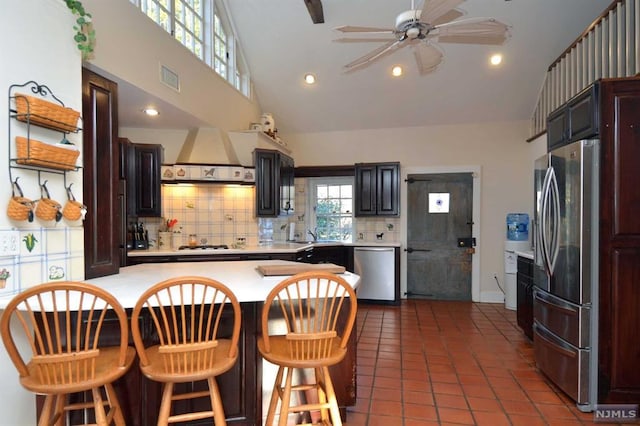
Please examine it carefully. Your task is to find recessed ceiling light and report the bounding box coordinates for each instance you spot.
[490,54,503,66]
[143,107,159,116]
[392,66,403,77]
[304,73,316,84]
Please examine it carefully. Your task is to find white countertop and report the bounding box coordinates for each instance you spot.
[516,250,534,260]
[0,260,360,310]
[129,241,401,257]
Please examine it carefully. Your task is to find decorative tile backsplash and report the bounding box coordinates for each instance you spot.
[145,180,401,248]
[0,227,84,296]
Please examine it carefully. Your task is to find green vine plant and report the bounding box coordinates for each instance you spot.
[63,0,96,60]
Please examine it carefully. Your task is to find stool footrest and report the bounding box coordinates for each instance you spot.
[171,389,211,401]
[168,410,215,423]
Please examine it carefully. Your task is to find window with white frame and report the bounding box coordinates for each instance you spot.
[213,13,228,79]
[309,177,354,242]
[130,0,250,97]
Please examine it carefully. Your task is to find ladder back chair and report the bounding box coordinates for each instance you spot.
[0,281,136,426]
[130,276,241,426]
[258,271,358,426]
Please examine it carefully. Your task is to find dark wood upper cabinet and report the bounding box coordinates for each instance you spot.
[255,149,294,217]
[255,149,278,217]
[82,68,120,279]
[354,162,400,217]
[354,164,376,216]
[547,84,599,151]
[279,152,295,215]
[125,140,162,217]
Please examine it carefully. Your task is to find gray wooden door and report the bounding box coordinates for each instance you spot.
[406,173,474,300]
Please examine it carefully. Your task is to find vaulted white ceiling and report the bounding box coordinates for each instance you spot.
[228,0,614,134]
[119,0,612,135]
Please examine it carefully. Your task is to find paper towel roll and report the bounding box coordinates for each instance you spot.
[288,222,296,241]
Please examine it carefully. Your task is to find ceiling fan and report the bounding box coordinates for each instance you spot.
[334,0,511,74]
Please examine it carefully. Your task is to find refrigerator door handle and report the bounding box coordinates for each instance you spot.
[548,167,561,274]
[540,167,553,275]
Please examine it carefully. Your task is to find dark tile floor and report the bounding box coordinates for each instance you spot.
[344,300,629,426]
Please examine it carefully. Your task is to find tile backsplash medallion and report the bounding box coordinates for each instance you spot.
[157,184,259,248]
[0,227,84,296]
[141,179,400,250]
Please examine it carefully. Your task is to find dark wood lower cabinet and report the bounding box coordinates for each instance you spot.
[516,256,533,340]
[128,252,297,265]
[125,303,260,425]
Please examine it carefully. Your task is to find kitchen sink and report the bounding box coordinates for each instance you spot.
[291,240,343,245]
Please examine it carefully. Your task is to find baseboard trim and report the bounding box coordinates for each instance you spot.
[480,291,505,304]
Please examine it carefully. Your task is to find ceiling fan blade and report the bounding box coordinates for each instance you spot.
[413,42,444,75]
[334,25,395,34]
[432,8,464,26]
[304,0,324,24]
[334,37,397,43]
[420,0,465,25]
[434,18,510,45]
[344,40,403,70]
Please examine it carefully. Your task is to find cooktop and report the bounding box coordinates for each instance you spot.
[177,244,229,250]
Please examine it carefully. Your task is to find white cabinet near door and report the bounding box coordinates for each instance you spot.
[354,247,396,302]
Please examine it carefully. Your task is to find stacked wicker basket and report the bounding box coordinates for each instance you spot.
[13,93,80,170]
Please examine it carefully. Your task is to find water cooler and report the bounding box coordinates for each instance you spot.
[504,213,529,310]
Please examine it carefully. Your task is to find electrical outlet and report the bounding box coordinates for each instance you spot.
[0,229,20,256]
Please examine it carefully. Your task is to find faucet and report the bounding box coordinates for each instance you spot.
[307,228,318,242]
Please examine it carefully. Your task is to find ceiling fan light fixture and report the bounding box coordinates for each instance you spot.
[143,107,159,116]
[406,26,421,39]
[392,65,403,77]
[304,73,316,84]
[490,53,503,66]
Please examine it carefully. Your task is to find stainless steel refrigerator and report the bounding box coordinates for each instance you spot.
[532,139,599,412]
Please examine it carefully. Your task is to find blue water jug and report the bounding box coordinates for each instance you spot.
[506,213,529,241]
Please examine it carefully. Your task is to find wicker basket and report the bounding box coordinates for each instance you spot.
[63,200,84,221]
[62,185,86,222]
[14,93,80,132]
[35,182,62,222]
[16,137,80,171]
[36,198,62,222]
[7,180,34,222]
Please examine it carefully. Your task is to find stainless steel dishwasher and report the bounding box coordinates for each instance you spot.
[353,247,395,301]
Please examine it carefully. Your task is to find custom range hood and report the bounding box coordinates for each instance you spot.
[162,127,248,183]
[175,127,291,167]
[176,127,241,165]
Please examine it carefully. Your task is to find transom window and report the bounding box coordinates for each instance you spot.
[130,0,250,97]
[309,177,354,242]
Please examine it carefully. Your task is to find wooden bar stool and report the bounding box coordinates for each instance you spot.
[0,281,136,425]
[130,276,241,426]
[258,271,358,426]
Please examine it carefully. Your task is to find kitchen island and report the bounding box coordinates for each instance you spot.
[1,260,360,426]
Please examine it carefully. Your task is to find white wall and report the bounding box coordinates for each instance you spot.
[286,120,541,301]
[119,127,190,163]
[0,0,83,422]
